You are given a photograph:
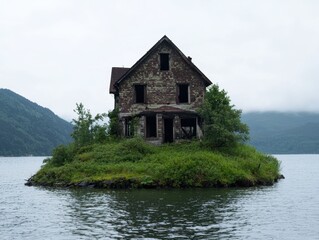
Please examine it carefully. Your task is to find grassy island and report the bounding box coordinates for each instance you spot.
[26,138,281,188]
[26,85,283,188]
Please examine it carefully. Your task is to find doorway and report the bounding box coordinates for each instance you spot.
[164,118,173,143]
[146,116,157,138]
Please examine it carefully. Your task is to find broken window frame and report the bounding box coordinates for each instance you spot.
[180,117,197,139]
[124,118,134,137]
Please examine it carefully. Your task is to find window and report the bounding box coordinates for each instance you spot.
[146,116,157,138]
[135,85,146,103]
[181,118,196,139]
[160,53,169,70]
[178,84,189,103]
[125,118,134,137]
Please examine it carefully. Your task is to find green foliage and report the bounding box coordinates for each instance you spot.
[115,137,155,161]
[198,84,249,148]
[80,137,155,164]
[49,144,75,166]
[71,103,107,148]
[30,140,281,188]
[0,88,73,156]
[107,107,122,138]
[128,117,139,137]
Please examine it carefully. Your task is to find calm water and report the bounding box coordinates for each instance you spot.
[0,155,319,240]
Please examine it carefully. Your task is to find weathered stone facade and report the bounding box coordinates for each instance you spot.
[109,36,212,144]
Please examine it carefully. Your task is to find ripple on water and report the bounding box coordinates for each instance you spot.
[1,156,319,239]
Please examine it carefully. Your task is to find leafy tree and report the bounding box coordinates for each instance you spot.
[107,107,122,138]
[198,84,249,148]
[71,103,107,148]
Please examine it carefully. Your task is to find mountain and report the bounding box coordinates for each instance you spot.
[242,112,319,154]
[0,89,73,156]
[3,90,318,156]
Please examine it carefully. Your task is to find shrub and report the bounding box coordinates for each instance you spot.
[71,103,107,148]
[107,107,122,138]
[198,84,249,148]
[49,144,75,166]
[114,138,155,162]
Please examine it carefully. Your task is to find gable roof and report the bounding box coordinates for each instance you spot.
[109,67,130,94]
[110,35,212,94]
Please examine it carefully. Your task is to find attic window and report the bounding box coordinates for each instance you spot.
[178,84,189,103]
[135,85,146,103]
[160,53,169,70]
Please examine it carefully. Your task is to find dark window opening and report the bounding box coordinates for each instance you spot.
[164,118,173,143]
[135,85,146,103]
[178,84,189,103]
[160,53,169,70]
[181,118,196,139]
[146,116,157,138]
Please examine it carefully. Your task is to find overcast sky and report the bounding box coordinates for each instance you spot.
[1,0,319,120]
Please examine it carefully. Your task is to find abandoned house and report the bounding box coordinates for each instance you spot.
[109,35,212,144]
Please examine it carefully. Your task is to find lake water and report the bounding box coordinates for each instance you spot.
[0,155,318,239]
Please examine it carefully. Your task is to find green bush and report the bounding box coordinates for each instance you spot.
[115,138,155,161]
[50,144,75,166]
[89,138,155,164]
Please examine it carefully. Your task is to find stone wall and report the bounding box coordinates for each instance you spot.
[118,41,207,116]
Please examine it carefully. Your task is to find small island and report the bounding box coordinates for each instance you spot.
[26,85,282,189]
[26,36,282,188]
[26,138,281,188]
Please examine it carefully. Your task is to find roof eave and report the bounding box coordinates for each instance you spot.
[114,35,213,88]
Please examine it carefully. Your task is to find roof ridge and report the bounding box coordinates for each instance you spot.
[110,35,212,93]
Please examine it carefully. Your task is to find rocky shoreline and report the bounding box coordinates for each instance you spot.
[25,174,285,189]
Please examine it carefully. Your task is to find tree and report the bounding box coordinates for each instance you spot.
[71,103,107,148]
[198,84,249,148]
[107,107,122,138]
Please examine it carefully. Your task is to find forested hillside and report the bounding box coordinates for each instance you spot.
[3,90,318,156]
[0,89,73,156]
[242,112,319,154]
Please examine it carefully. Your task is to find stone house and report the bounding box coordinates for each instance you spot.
[109,35,212,144]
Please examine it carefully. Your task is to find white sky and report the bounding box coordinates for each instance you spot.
[1,0,319,120]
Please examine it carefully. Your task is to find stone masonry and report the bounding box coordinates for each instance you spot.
[109,36,212,144]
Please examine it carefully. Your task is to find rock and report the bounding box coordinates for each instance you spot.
[24,177,34,186]
[77,181,90,187]
[24,181,33,186]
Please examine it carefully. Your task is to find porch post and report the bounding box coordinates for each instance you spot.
[174,115,180,140]
[157,114,163,141]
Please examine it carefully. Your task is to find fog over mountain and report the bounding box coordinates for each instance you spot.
[242,112,319,154]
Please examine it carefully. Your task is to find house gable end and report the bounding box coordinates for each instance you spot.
[113,35,212,91]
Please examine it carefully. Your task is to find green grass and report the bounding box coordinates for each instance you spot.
[29,138,281,188]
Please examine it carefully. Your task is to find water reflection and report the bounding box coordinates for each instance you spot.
[2,156,319,239]
[50,188,254,239]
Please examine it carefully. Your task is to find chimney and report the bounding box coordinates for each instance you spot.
[187,56,192,61]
